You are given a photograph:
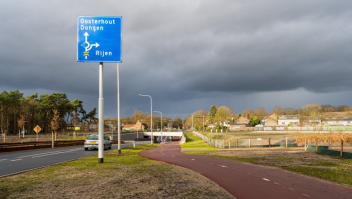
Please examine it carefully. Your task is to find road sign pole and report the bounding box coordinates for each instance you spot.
[98,62,104,163]
[117,63,121,154]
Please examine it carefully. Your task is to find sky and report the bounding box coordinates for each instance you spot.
[1,0,352,119]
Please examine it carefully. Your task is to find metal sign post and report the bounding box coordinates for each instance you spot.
[77,16,122,163]
[117,63,121,154]
[33,125,41,141]
[98,62,104,163]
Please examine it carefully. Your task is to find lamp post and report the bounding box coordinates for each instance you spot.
[139,94,153,145]
[196,116,205,132]
[154,111,162,142]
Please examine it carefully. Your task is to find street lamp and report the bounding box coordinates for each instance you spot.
[196,116,205,132]
[139,94,153,145]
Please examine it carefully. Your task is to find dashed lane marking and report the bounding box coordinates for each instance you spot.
[0,159,8,162]
[11,159,22,162]
[263,178,270,181]
[191,159,195,160]
[274,182,281,185]
[302,194,310,197]
[18,148,81,158]
[31,149,82,158]
[288,188,295,191]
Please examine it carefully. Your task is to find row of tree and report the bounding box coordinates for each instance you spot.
[2,89,350,134]
[183,103,352,129]
[0,90,97,135]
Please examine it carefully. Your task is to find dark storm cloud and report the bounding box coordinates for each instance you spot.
[1,0,352,118]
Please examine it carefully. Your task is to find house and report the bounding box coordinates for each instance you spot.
[208,124,216,129]
[236,116,251,126]
[321,117,352,126]
[122,120,146,131]
[308,118,321,126]
[261,114,278,126]
[278,115,300,126]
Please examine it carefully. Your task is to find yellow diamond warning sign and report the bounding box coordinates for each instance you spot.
[33,125,42,133]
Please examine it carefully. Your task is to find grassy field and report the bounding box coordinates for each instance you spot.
[181,133,218,150]
[182,132,352,187]
[0,144,234,199]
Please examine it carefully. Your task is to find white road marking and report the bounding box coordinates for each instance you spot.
[274,182,281,185]
[0,159,8,162]
[218,165,228,168]
[191,159,195,160]
[18,148,81,158]
[262,178,270,181]
[11,159,22,162]
[30,148,82,158]
[288,188,295,191]
[302,194,310,197]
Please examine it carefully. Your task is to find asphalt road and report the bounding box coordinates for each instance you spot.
[0,142,140,177]
[139,142,352,199]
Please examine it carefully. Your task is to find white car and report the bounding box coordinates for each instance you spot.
[84,134,112,151]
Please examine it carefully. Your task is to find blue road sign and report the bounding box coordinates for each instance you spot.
[77,16,122,62]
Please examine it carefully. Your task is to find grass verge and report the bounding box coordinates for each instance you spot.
[181,133,218,150]
[0,144,234,199]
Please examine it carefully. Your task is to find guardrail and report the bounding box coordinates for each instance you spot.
[0,140,84,153]
[180,132,186,144]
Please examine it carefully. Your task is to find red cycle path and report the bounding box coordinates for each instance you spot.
[139,142,352,199]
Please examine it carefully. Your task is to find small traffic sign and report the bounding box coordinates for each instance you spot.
[77,16,122,62]
[33,125,42,133]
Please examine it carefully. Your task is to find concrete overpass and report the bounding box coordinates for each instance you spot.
[112,131,186,144]
[144,131,186,144]
[143,131,183,137]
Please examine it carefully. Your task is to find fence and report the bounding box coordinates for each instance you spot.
[192,131,299,149]
[255,126,352,131]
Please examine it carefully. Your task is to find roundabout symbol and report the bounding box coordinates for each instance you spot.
[81,32,100,59]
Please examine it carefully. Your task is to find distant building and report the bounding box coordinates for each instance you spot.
[308,118,321,126]
[229,124,246,131]
[261,114,278,126]
[278,115,299,126]
[208,124,216,129]
[236,116,251,126]
[321,117,352,126]
[122,120,146,131]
